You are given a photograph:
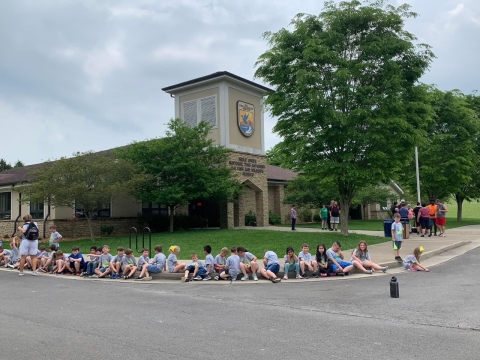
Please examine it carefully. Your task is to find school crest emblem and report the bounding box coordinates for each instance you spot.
[237,101,255,137]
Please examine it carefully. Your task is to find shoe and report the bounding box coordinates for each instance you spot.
[32,271,38,276]
[301,273,308,279]
[312,273,319,278]
[428,234,432,237]
[397,257,403,262]
[335,229,338,231]
[336,272,345,276]
[434,233,437,236]
[320,273,327,277]
[329,229,333,231]
[296,274,302,279]
[8,264,14,268]
[144,276,152,281]
[271,277,281,283]
[193,276,202,281]
[18,272,24,276]
[241,275,249,281]
[75,272,81,276]
[203,276,211,281]
[214,276,219,281]
[421,235,425,237]
[252,274,258,281]
[90,275,99,278]
[135,276,144,281]
[282,275,288,280]
[382,266,388,273]
[365,270,372,274]
[344,272,349,276]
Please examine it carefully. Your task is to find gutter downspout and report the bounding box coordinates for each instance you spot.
[12,192,21,237]
[43,198,51,239]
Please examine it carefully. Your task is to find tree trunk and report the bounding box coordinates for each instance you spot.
[85,214,96,242]
[455,194,464,222]
[339,199,351,236]
[169,205,174,233]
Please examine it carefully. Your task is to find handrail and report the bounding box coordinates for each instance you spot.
[129,227,138,251]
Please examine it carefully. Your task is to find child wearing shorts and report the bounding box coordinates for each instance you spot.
[260,249,282,283]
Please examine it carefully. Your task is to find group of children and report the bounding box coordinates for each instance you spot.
[0,235,430,282]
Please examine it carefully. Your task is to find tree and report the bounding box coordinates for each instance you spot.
[117,119,241,232]
[266,143,294,169]
[14,160,24,168]
[21,151,135,241]
[255,0,434,234]
[402,89,480,220]
[352,185,395,219]
[0,159,12,171]
[283,175,338,209]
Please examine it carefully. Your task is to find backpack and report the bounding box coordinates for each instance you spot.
[24,222,39,241]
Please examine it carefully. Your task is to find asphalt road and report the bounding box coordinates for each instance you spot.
[2,248,480,360]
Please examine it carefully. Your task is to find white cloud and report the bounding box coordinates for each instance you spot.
[449,3,465,17]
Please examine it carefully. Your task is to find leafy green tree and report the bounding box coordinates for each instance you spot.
[403,89,480,220]
[14,160,24,168]
[283,175,338,209]
[117,119,240,232]
[21,152,136,241]
[352,185,395,219]
[266,143,294,169]
[255,0,433,234]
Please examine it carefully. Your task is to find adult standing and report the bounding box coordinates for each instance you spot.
[330,201,341,232]
[428,199,438,236]
[413,202,422,235]
[436,199,448,237]
[18,214,39,276]
[327,200,334,231]
[290,205,297,231]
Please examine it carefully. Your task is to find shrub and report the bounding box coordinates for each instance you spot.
[269,211,282,225]
[299,208,313,222]
[245,210,257,226]
[101,225,114,236]
[313,213,321,223]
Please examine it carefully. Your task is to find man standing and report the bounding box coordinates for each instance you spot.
[18,214,39,276]
[330,201,341,232]
[435,199,448,237]
[428,199,438,236]
[290,205,297,231]
[413,202,422,235]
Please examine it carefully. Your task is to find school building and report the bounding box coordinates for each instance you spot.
[0,72,297,238]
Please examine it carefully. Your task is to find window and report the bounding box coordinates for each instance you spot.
[30,202,44,219]
[181,95,217,128]
[0,192,11,220]
[74,201,110,218]
[142,202,168,217]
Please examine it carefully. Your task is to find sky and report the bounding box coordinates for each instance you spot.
[0,0,479,166]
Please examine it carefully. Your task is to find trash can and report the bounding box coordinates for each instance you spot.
[383,219,394,238]
[401,219,410,239]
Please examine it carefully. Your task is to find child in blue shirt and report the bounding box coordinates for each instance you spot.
[260,249,281,283]
[66,246,85,275]
[182,253,207,282]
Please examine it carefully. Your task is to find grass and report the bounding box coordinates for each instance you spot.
[39,229,388,258]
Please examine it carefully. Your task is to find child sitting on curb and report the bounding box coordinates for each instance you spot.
[260,249,282,283]
[404,246,429,272]
[350,241,387,274]
[167,245,186,273]
[214,247,228,273]
[215,246,241,281]
[316,244,334,277]
[283,246,300,280]
[181,253,207,282]
[121,248,138,279]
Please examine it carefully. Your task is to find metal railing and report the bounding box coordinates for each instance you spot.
[129,226,152,257]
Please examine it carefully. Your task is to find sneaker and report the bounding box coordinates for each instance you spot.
[344,272,349,276]
[214,276,219,281]
[428,234,432,237]
[336,272,345,276]
[382,266,388,273]
[312,273,319,278]
[144,276,152,281]
[193,276,202,281]
[335,229,338,231]
[301,273,308,279]
[365,270,372,274]
[252,274,258,281]
[203,276,211,281]
[7,264,14,268]
[296,274,303,279]
[421,235,425,237]
[320,273,327,278]
[90,275,99,278]
[32,271,38,276]
[241,275,249,281]
[282,275,288,280]
[272,277,281,283]
[18,272,24,276]
[135,276,144,281]
[397,257,403,262]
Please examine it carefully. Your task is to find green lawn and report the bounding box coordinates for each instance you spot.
[40,229,388,258]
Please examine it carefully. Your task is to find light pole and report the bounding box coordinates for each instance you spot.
[415,146,421,203]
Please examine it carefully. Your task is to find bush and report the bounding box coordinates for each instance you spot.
[299,208,313,222]
[245,210,257,226]
[269,211,282,225]
[313,213,321,223]
[100,225,114,236]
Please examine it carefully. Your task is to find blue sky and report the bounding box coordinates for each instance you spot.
[0,0,479,165]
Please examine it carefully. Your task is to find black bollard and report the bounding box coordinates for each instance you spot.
[390,276,399,298]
